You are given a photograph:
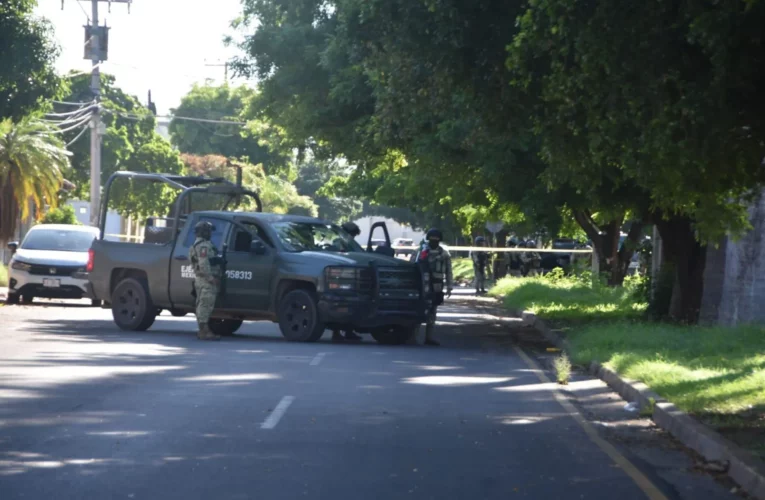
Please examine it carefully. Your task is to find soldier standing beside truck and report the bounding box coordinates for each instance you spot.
[189,221,222,341]
[416,228,453,346]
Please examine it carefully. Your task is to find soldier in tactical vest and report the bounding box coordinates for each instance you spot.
[416,228,453,346]
[470,236,489,295]
[331,221,363,342]
[189,221,222,340]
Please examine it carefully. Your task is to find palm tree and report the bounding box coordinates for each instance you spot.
[0,118,71,241]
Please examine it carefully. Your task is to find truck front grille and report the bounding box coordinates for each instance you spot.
[377,267,421,301]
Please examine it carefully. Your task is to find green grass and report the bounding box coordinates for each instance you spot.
[452,257,476,283]
[567,322,765,415]
[489,274,647,323]
[0,264,7,287]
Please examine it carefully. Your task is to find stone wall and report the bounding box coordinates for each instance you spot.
[700,192,765,326]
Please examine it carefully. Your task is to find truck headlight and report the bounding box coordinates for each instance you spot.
[326,266,358,290]
[11,260,31,272]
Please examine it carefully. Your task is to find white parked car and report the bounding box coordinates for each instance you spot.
[6,224,99,305]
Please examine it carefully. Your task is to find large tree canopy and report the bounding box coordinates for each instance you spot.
[0,0,62,121]
[169,83,291,174]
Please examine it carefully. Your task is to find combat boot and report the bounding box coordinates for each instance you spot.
[197,323,221,341]
[424,323,440,346]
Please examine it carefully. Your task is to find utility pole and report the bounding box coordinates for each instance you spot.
[88,0,101,227]
[63,0,132,226]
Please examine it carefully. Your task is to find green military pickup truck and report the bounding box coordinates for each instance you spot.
[85,171,428,345]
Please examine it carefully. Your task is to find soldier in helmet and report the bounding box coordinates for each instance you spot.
[416,228,453,346]
[189,221,222,340]
[331,221,363,342]
[470,236,489,295]
[521,240,542,277]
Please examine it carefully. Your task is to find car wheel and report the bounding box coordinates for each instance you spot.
[209,318,243,336]
[22,295,34,304]
[6,293,19,305]
[111,278,156,331]
[371,325,417,345]
[91,299,102,307]
[277,289,324,342]
[169,309,187,317]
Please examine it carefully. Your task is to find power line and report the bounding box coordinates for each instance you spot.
[107,109,247,126]
[52,100,96,107]
[66,123,90,147]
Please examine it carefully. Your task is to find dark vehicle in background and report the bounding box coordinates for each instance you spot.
[540,238,578,273]
[85,172,428,345]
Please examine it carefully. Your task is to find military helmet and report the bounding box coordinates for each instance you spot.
[507,236,519,247]
[341,221,361,237]
[426,228,442,241]
[194,221,214,239]
[474,236,486,244]
[525,240,537,248]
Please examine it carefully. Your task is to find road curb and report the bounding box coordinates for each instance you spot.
[516,309,765,500]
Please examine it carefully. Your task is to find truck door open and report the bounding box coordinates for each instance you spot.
[366,221,394,257]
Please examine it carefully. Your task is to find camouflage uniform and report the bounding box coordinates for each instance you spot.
[189,235,221,340]
[416,229,453,346]
[521,241,542,277]
[470,237,489,294]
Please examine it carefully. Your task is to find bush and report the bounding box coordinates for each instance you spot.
[41,205,80,225]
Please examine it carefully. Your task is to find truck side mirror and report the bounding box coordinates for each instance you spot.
[7,241,18,254]
[250,239,267,256]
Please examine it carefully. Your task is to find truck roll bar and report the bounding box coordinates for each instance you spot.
[98,171,263,240]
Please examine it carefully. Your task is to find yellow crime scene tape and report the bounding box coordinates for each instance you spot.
[102,234,593,254]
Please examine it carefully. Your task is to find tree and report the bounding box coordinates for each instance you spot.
[293,157,362,222]
[41,205,80,225]
[181,154,318,216]
[0,118,70,241]
[169,84,291,174]
[0,0,62,121]
[58,73,185,218]
[509,0,765,321]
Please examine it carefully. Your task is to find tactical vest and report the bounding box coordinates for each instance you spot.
[428,247,448,291]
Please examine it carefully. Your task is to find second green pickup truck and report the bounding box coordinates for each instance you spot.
[84,171,429,345]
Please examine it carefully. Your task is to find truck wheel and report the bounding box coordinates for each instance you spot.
[111,278,156,331]
[209,319,243,336]
[278,289,324,342]
[371,325,416,345]
[22,295,34,304]
[169,309,187,317]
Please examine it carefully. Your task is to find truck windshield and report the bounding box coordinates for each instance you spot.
[272,222,363,253]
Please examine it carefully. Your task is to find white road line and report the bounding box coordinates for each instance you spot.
[310,352,327,366]
[261,396,295,430]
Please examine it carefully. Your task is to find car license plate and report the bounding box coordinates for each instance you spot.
[43,279,60,288]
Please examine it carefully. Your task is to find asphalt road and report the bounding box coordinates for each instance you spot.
[0,296,739,499]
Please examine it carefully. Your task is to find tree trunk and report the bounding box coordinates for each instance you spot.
[654,215,706,323]
[572,209,637,286]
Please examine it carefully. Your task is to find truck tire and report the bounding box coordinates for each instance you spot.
[111,278,156,331]
[277,289,324,342]
[209,319,243,336]
[371,325,417,345]
[22,295,34,304]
